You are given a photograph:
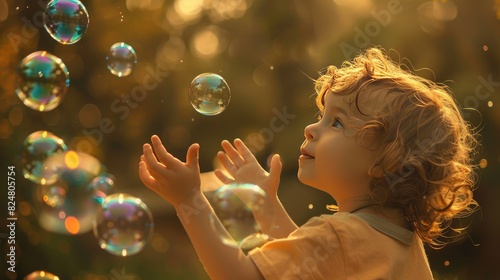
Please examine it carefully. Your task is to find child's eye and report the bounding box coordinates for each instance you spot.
[332,118,343,129]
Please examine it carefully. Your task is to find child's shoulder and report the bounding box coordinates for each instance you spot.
[301,212,370,232]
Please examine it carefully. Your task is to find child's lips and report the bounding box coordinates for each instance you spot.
[300,148,314,159]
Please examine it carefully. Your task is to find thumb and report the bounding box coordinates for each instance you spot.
[186,143,200,169]
[268,154,282,185]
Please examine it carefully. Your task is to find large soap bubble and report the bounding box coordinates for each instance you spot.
[21,131,68,184]
[209,183,274,253]
[34,151,105,235]
[43,0,90,45]
[188,73,230,116]
[15,51,70,112]
[93,193,154,256]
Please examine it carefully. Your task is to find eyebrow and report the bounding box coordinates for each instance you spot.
[330,105,349,116]
[322,91,351,117]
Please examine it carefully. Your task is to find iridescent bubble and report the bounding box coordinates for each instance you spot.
[40,150,103,185]
[43,0,89,45]
[106,42,137,77]
[87,174,115,204]
[15,51,70,112]
[188,73,230,116]
[24,270,60,280]
[93,193,154,256]
[209,183,273,253]
[21,130,68,184]
[35,151,105,235]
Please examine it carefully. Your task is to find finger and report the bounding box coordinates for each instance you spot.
[143,144,169,176]
[186,143,200,169]
[138,160,159,190]
[214,169,235,185]
[221,139,245,167]
[268,154,282,188]
[151,135,181,168]
[233,138,257,164]
[140,153,164,180]
[216,151,239,175]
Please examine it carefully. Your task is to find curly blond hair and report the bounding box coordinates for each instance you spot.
[315,47,479,247]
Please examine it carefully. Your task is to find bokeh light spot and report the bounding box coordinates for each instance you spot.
[65,216,80,234]
[479,158,488,169]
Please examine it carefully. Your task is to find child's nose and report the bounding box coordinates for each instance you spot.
[304,123,317,140]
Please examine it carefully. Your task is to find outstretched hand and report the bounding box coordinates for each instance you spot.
[215,138,282,198]
[139,135,201,206]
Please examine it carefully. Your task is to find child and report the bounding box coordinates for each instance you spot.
[139,47,478,279]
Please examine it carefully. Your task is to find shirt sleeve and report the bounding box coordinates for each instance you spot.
[248,216,346,280]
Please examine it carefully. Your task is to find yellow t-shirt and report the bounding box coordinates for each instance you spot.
[248,212,433,280]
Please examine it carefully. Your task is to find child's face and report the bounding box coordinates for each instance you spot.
[298,90,383,200]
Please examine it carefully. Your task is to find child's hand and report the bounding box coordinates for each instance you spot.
[139,135,201,206]
[215,138,282,199]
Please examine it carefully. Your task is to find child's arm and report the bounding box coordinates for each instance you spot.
[215,139,298,239]
[139,135,264,280]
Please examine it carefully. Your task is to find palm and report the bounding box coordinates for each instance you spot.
[215,139,281,196]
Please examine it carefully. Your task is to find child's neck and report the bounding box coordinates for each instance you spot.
[337,195,371,213]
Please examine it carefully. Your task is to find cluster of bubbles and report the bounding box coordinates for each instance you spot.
[14,0,138,113]
[14,0,251,275]
[209,183,274,253]
[20,131,154,256]
[16,1,233,116]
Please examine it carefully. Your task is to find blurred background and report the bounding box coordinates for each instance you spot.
[0,0,499,279]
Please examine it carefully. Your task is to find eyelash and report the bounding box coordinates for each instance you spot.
[317,112,343,129]
[332,118,343,129]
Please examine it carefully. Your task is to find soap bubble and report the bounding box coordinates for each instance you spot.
[209,183,273,253]
[15,51,70,112]
[87,174,115,205]
[106,42,137,77]
[43,0,89,45]
[93,193,154,256]
[188,73,230,116]
[21,130,68,184]
[24,270,60,280]
[34,151,105,235]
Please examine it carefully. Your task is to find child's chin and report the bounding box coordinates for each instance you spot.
[297,171,311,185]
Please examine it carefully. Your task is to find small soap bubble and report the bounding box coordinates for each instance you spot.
[24,270,60,280]
[209,183,274,252]
[43,0,89,45]
[188,73,230,116]
[15,51,70,112]
[93,193,154,256]
[87,174,115,204]
[21,131,68,184]
[106,42,137,77]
